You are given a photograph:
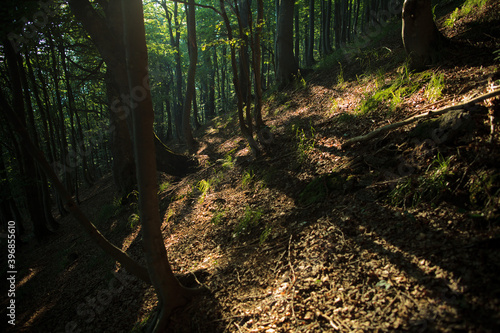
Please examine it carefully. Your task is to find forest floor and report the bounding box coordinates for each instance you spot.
[3,1,500,332]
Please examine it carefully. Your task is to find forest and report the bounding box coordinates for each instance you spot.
[1,0,499,332]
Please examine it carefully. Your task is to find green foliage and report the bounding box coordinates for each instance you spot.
[165,209,175,224]
[494,49,500,62]
[299,173,346,206]
[445,0,489,27]
[468,170,500,221]
[221,148,237,170]
[128,213,140,230]
[388,154,454,208]
[293,123,316,164]
[337,62,345,86]
[97,197,123,224]
[242,169,255,189]
[425,73,445,102]
[234,206,263,238]
[357,67,432,116]
[211,210,226,225]
[328,97,339,117]
[259,225,273,244]
[197,179,211,203]
[158,181,170,194]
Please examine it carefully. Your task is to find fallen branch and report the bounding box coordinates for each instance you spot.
[342,89,500,149]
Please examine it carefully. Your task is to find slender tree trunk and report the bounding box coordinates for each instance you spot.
[294,4,300,66]
[3,40,53,241]
[220,0,260,156]
[305,0,316,66]
[121,2,203,331]
[69,0,198,195]
[183,0,198,154]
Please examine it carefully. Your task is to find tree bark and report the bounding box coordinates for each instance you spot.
[69,0,198,197]
[402,0,447,70]
[276,0,299,88]
[305,0,316,67]
[183,0,199,154]
[121,1,203,330]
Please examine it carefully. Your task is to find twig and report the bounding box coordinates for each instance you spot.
[287,235,297,322]
[342,89,500,149]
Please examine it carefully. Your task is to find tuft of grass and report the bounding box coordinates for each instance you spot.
[128,213,140,230]
[242,169,255,189]
[158,181,170,193]
[234,206,263,238]
[357,67,432,116]
[445,0,489,27]
[211,210,226,225]
[221,148,237,170]
[425,73,445,102]
[197,179,211,203]
[388,153,454,208]
[259,224,273,244]
[293,123,316,163]
[97,197,123,224]
[337,62,345,86]
[494,49,500,62]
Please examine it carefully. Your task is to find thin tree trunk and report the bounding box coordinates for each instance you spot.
[305,0,316,66]
[121,2,204,331]
[183,0,198,154]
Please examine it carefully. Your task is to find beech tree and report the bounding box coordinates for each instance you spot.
[276,0,299,87]
[68,0,197,198]
[402,0,447,70]
[121,1,203,331]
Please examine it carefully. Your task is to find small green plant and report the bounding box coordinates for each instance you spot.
[425,73,444,102]
[494,49,500,62]
[97,197,123,224]
[375,68,386,89]
[337,62,345,86]
[158,181,170,193]
[294,124,316,163]
[222,149,237,170]
[259,225,273,244]
[165,209,174,223]
[357,69,430,115]
[128,213,140,229]
[211,210,226,225]
[328,97,339,117]
[234,206,263,238]
[388,154,454,208]
[197,179,211,203]
[242,169,255,189]
[445,0,488,27]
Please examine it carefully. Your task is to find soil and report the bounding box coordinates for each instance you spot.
[2,1,500,332]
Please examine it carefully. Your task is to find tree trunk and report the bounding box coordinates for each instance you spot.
[121,1,203,331]
[219,0,261,157]
[276,0,299,88]
[305,0,316,67]
[183,0,199,154]
[402,0,447,70]
[69,0,198,196]
[3,40,53,241]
